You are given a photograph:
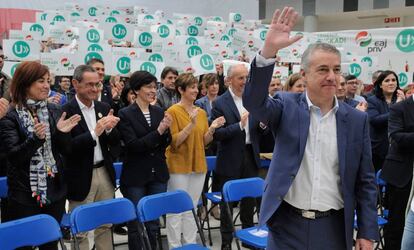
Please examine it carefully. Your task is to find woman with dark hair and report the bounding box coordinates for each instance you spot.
[0,61,80,249]
[117,71,172,250]
[120,83,136,108]
[367,70,405,172]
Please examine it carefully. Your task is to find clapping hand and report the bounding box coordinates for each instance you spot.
[0,98,9,119]
[33,117,47,140]
[95,109,120,136]
[211,116,226,129]
[261,7,302,59]
[57,112,81,133]
[189,108,199,125]
[157,113,172,135]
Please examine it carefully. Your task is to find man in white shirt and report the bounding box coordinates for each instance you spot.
[243,7,378,250]
[62,65,121,250]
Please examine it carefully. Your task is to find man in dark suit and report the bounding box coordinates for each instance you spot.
[211,63,263,250]
[62,65,120,250]
[381,97,414,250]
[243,7,378,250]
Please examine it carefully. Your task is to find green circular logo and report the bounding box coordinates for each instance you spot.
[86,29,100,43]
[187,25,199,36]
[84,52,102,64]
[213,16,222,21]
[399,72,409,88]
[220,35,230,41]
[88,7,97,16]
[30,24,44,36]
[176,29,181,36]
[11,63,19,76]
[186,37,199,45]
[53,15,65,22]
[148,53,163,62]
[138,32,153,47]
[167,19,173,25]
[41,13,47,21]
[228,28,237,37]
[348,63,362,78]
[12,41,30,58]
[260,30,267,41]
[105,17,117,23]
[144,15,154,20]
[140,62,157,75]
[71,12,80,17]
[361,56,373,67]
[187,45,202,58]
[396,29,414,53]
[200,54,214,70]
[112,24,127,39]
[233,13,242,22]
[110,10,120,16]
[87,43,103,51]
[194,17,203,26]
[116,56,130,74]
[157,25,170,38]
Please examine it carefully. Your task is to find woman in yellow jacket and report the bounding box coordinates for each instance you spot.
[165,73,225,248]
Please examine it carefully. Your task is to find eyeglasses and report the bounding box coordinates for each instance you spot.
[346,81,359,86]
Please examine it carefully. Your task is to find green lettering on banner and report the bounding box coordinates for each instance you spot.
[194,17,203,26]
[138,32,153,47]
[200,54,214,70]
[112,24,127,39]
[233,13,241,22]
[87,43,103,51]
[148,54,163,62]
[348,63,362,78]
[30,24,44,36]
[187,45,202,58]
[186,37,199,45]
[84,52,102,64]
[116,57,131,74]
[399,72,409,88]
[105,17,117,23]
[87,29,100,43]
[140,62,157,75]
[12,41,30,58]
[187,25,199,36]
[88,7,97,17]
[157,25,170,38]
[396,29,414,53]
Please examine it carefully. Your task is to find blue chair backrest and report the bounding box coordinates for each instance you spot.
[206,156,216,172]
[0,177,7,198]
[113,162,123,181]
[0,214,62,250]
[222,177,265,202]
[70,198,136,234]
[376,169,386,186]
[137,190,194,222]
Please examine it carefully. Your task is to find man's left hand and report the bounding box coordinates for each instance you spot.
[355,238,373,250]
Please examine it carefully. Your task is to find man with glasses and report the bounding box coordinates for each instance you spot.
[345,75,366,103]
[62,65,121,250]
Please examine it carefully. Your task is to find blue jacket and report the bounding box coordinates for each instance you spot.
[243,60,379,249]
[367,95,392,157]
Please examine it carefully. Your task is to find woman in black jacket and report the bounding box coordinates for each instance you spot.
[367,70,405,172]
[0,61,80,250]
[118,71,172,250]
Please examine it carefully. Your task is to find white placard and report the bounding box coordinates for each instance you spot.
[273,66,290,83]
[1,61,21,78]
[190,53,216,76]
[3,40,41,61]
[40,53,81,76]
[130,60,165,80]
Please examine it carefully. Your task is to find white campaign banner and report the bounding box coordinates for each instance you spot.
[9,30,42,41]
[111,47,146,59]
[45,25,79,44]
[273,66,290,83]
[40,53,81,76]
[190,53,216,76]
[1,61,21,78]
[3,40,41,61]
[22,22,46,40]
[130,60,165,80]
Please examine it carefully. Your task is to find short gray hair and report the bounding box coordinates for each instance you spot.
[227,64,246,78]
[73,65,96,82]
[301,43,341,72]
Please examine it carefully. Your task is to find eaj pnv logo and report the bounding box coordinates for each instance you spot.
[60,58,70,67]
[355,31,372,47]
[12,41,30,58]
[396,29,414,53]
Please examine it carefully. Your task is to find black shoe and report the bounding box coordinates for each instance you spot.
[113,225,128,235]
[221,243,232,250]
[62,227,72,241]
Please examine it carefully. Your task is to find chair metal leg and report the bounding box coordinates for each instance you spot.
[192,209,207,247]
[225,202,241,250]
[59,238,67,250]
[73,235,81,250]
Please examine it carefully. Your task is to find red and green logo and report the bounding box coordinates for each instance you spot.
[273,71,281,79]
[60,58,70,67]
[355,31,372,47]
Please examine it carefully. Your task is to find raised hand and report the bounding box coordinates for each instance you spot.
[396,89,405,103]
[33,117,47,140]
[0,98,9,119]
[211,116,226,129]
[157,113,172,135]
[104,109,120,130]
[57,112,81,133]
[355,102,368,112]
[189,108,199,125]
[261,7,302,59]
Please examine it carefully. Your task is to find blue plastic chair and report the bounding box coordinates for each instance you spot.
[137,190,208,250]
[69,198,136,250]
[0,214,65,250]
[0,176,7,198]
[222,177,267,250]
[113,162,123,189]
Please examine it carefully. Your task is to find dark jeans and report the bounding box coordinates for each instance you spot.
[384,181,412,250]
[6,197,66,250]
[216,145,259,245]
[121,181,167,250]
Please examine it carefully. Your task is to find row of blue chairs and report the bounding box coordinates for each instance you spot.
[0,176,268,250]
